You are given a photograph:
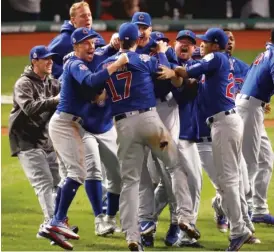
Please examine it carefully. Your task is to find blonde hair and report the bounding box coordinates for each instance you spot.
[70,1,90,17]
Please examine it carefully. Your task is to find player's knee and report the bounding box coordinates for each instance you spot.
[68,170,87,184]
[86,171,103,181]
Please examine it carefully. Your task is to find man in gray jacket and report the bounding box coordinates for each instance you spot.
[8,45,63,242]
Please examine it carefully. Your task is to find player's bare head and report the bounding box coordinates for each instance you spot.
[70,1,92,29]
[197,28,228,55]
[29,45,57,78]
[71,28,97,62]
[223,28,235,56]
[271,29,274,43]
[118,22,139,51]
[131,12,152,47]
[175,30,196,60]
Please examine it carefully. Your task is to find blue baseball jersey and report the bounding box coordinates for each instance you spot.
[187,52,235,116]
[240,44,274,103]
[48,20,104,78]
[172,58,199,141]
[97,51,169,115]
[232,56,249,93]
[137,38,178,99]
[57,56,109,117]
[81,46,118,134]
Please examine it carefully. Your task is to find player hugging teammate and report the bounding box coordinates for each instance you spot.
[9,3,274,251]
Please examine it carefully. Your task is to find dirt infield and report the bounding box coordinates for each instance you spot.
[2,30,268,56]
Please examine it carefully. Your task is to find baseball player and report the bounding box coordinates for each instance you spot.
[97,22,199,251]
[211,28,253,232]
[131,12,181,247]
[193,34,260,245]
[61,36,122,236]
[8,45,62,241]
[48,1,105,78]
[44,28,128,250]
[153,30,203,248]
[235,29,274,225]
[158,28,252,251]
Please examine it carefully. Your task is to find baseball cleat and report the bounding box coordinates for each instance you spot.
[251,214,274,225]
[38,225,73,250]
[128,241,144,251]
[164,224,181,247]
[247,235,261,244]
[104,215,121,233]
[141,233,154,247]
[47,217,79,240]
[178,231,204,248]
[139,221,156,235]
[226,231,252,251]
[50,220,79,246]
[95,214,115,236]
[178,222,201,240]
[216,215,229,233]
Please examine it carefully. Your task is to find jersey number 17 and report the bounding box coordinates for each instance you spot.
[106,71,132,102]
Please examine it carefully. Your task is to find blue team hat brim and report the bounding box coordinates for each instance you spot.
[196,34,211,43]
[176,35,196,44]
[155,38,170,43]
[75,34,98,44]
[39,52,58,59]
[133,21,150,27]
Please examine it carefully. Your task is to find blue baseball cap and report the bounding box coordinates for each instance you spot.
[71,28,98,45]
[132,12,152,27]
[151,31,170,43]
[29,45,58,61]
[176,30,196,44]
[94,37,106,48]
[196,28,228,49]
[119,22,139,41]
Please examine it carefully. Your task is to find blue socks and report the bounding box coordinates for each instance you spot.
[107,192,120,216]
[55,178,81,221]
[54,186,62,216]
[85,180,103,217]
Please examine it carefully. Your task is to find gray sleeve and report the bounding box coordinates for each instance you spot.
[14,78,58,117]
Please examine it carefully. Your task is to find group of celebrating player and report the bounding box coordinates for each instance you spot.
[8,1,274,251]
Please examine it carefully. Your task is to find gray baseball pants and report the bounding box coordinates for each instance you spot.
[17,149,60,221]
[116,108,193,243]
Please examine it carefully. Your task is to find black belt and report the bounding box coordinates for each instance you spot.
[114,108,153,122]
[197,137,212,143]
[56,110,84,125]
[207,108,236,125]
[238,94,266,107]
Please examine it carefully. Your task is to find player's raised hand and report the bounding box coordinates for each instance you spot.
[116,53,129,66]
[157,65,176,80]
[92,89,107,106]
[156,41,168,53]
[110,33,120,50]
[174,66,188,78]
[265,103,271,114]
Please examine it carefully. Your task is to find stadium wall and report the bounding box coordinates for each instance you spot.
[2,30,269,56]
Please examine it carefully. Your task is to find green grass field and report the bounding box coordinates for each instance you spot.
[1,50,274,251]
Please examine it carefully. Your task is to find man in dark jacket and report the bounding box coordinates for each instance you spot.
[8,45,62,240]
[48,1,104,78]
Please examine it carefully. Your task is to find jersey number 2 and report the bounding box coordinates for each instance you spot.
[226,73,234,99]
[106,71,132,102]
